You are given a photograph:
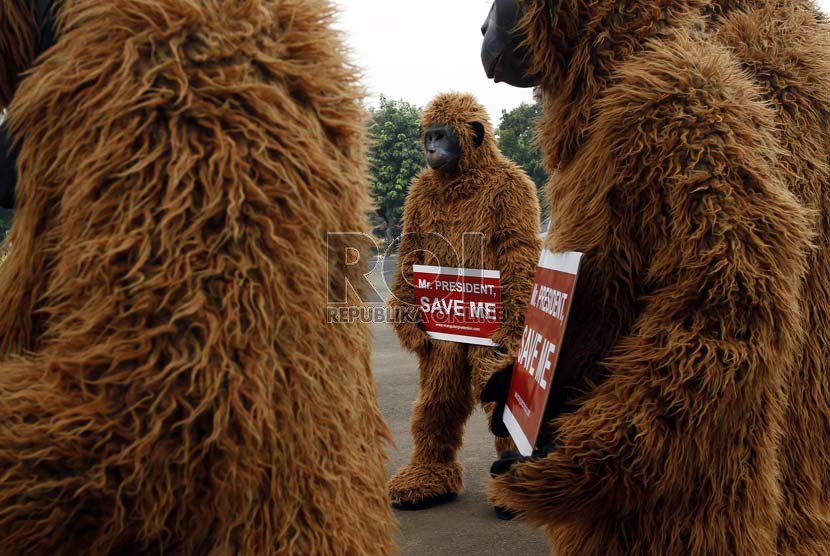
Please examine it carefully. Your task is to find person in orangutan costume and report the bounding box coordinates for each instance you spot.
[0,0,396,554]
[387,92,541,510]
[713,3,830,553]
[479,0,829,554]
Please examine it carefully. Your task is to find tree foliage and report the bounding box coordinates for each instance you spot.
[0,111,11,244]
[368,96,423,241]
[496,101,548,215]
[0,208,11,243]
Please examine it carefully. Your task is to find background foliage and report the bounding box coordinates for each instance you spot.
[367,96,423,242]
[495,101,548,214]
[0,208,11,243]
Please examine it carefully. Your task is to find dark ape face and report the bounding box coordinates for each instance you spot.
[424,125,461,171]
[423,122,486,172]
[480,0,541,88]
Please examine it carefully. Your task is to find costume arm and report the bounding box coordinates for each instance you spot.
[388,177,431,353]
[487,172,541,372]
[490,139,810,525]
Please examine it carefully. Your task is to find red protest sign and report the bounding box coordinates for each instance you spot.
[503,251,583,456]
[413,264,503,346]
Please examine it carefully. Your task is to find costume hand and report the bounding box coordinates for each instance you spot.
[489,443,556,477]
[488,444,555,521]
[413,317,432,349]
[395,320,430,353]
[480,360,515,437]
[489,450,527,477]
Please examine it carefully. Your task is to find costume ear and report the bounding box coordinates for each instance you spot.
[469,121,485,148]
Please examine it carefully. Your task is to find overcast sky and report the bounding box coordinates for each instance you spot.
[332,0,830,124]
[331,0,534,124]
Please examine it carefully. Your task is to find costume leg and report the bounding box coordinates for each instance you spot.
[388,341,473,509]
[469,346,521,519]
[469,345,518,457]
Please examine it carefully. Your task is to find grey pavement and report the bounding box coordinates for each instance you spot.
[368,268,549,556]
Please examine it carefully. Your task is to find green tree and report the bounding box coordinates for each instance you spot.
[0,111,11,244]
[496,101,548,215]
[0,208,11,243]
[368,96,424,243]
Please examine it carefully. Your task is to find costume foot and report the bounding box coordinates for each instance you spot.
[388,461,463,510]
[489,450,521,520]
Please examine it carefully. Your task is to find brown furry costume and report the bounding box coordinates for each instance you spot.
[713,1,830,553]
[486,0,818,554]
[0,0,396,554]
[387,92,541,506]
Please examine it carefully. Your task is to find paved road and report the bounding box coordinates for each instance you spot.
[368,268,549,556]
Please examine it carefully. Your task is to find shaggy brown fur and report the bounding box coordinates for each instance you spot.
[487,0,817,554]
[0,0,396,554]
[713,1,830,553]
[388,92,541,505]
